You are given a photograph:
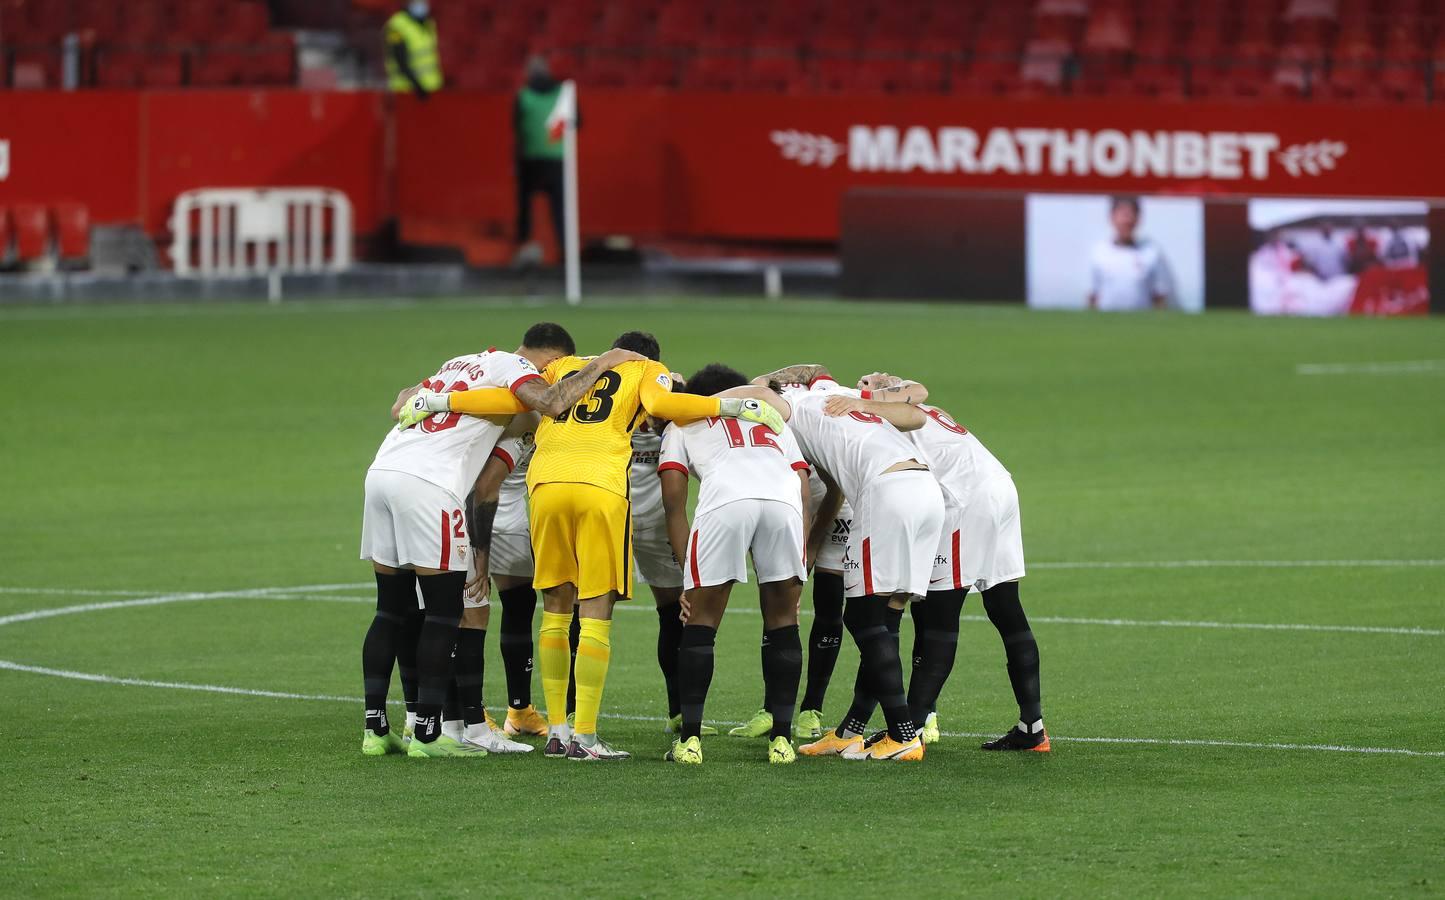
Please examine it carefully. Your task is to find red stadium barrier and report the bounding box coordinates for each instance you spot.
[2,89,1443,250]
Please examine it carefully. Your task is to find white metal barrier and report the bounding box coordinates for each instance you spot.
[169,188,352,277]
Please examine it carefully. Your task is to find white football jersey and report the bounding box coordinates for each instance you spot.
[629,422,666,526]
[492,425,537,534]
[368,350,541,500]
[784,386,920,507]
[903,404,1011,510]
[659,417,810,518]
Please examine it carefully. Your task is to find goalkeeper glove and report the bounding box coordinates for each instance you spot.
[719,397,785,435]
[396,388,449,430]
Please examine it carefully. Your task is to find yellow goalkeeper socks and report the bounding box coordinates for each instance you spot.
[539,611,573,727]
[573,618,613,735]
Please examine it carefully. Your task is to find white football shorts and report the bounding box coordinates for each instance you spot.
[929,474,1026,593]
[842,469,945,600]
[633,526,685,590]
[360,468,470,574]
[487,528,534,579]
[684,499,806,590]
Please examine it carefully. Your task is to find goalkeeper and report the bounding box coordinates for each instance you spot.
[400,331,781,761]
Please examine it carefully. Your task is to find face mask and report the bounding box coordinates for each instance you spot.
[409,1,429,18]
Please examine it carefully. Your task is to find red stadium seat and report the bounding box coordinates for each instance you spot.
[595,3,656,50]
[742,54,805,93]
[72,0,124,39]
[633,54,679,88]
[10,204,50,263]
[94,48,146,88]
[117,2,169,43]
[682,54,746,90]
[700,3,758,51]
[51,203,91,263]
[229,2,273,42]
[173,0,226,42]
[654,3,705,48]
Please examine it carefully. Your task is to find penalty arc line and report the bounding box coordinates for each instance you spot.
[0,585,1442,760]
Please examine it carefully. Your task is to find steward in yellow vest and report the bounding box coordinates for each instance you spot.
[385,2,442,98]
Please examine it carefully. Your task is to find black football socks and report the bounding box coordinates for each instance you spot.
[676,624,717,741]
[362,569,419,735]
[656,600,685,718]
[761,625,803,740]
[908,589,967,728]
[498,583,537,710]
[982,581,1043,729]
[412,571,465,742]
[801,571,845,712]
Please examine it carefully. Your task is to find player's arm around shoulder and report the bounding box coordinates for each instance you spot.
[857,372,929,404]
[514,348,646,417]
[822,393,925,431]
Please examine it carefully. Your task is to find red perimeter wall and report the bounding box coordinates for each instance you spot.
[3,89,1443,252]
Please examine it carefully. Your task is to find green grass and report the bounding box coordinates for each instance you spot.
[1,298,1442,897]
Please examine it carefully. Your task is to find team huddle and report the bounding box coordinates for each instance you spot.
[357,322,1046,764]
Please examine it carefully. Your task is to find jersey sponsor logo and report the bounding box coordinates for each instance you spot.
[933,554,948,566]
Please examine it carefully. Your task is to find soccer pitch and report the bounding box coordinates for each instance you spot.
[1,297,1441,897]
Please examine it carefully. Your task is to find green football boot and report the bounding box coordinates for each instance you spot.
[920,711,941,746]
[793,709,824,740]
[768,736,797,764]
[665,736,703,765]
[361,728,406,756]
[728,708,774,738]
[407,734,488,758]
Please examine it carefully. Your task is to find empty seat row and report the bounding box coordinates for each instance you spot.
[0,0,272,43]
[0,203,90,269]
[1,37,296,89]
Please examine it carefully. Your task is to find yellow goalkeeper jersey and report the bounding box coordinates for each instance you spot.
[527,357,696,498]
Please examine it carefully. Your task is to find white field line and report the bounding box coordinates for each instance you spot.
[1296,359,1445,376]
[1030,559,1445,570]
[2,583,1440,637]
[0,585,1441,759]
[0,658,1439,759]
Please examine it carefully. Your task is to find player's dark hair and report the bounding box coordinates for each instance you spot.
[522,322,575,356]
[683,363,748,397]
[1110,195,1140,214]
[612,331,661,361]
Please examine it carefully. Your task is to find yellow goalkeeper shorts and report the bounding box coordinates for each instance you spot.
[528,482,633,600]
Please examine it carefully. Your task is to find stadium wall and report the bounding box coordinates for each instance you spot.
[3,90,1443,244]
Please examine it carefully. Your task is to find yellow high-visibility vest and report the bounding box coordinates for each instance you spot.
[384,11,442,93]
